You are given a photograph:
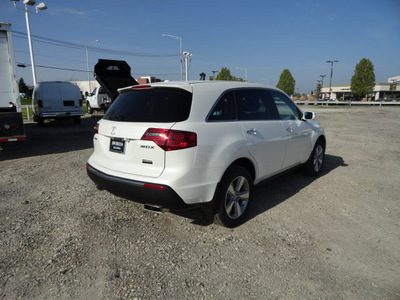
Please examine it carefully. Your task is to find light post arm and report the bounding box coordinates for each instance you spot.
[162,34,183,81]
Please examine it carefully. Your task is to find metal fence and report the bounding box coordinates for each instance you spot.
[295,101,400,106]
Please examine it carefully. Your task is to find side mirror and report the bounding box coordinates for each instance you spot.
[85,91,89,97]
[302,111,316,120]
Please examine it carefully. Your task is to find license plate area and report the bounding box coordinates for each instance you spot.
[109,137,125,154]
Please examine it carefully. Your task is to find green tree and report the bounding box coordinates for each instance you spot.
[215,67,243,81]
[276,69,295,95]
[350,58,375,99]
[18,77,30,94]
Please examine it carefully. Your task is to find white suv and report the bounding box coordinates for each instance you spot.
[87,81,326,227]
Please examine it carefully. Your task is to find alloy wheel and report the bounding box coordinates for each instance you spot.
[224,176,250,219]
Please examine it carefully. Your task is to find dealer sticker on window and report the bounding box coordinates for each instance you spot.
[109,137,125,154]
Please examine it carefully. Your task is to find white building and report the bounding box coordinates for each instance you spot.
[321,76,400,101]
[70,80,101,96]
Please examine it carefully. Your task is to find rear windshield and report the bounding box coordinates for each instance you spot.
[104,88,192,123]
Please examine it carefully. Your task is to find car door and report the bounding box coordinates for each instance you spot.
[236,89,287,181]
[42,82,63,113]
[269,90,312,169]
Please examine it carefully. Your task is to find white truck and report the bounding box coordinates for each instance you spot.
[0,22,25,145]
[85,85,111,114]
[85,59,139,113]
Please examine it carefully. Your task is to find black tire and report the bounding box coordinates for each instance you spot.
[87,102,93,114]
[214,165,253,227]
[305,139,325,176]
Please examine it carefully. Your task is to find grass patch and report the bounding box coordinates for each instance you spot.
[20,97,32,105]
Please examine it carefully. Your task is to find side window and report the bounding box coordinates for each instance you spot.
[270,91,301,120]
[236,89,277,121]
[208,91,236,121]
[92,88,97,95]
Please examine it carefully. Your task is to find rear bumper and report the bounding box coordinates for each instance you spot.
[86,163,197,210]
[0,112,26,142]
[38,111,83,118]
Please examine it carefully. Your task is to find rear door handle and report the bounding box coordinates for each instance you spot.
[246,128,258,135]
[286,127,294,133]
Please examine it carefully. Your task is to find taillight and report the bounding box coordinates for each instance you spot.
[93,122,99,135]
[141,128,197,151]
[38,100,43,108]
[79,99,83,107]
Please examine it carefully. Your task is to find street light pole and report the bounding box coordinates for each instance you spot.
[24,7,37,86]
[319,74,326,99]
[10,0,48,87]
[326,60,339,100]
[162,34,182,81]
[212,70,219,80]
[183,51,192,81]
[86,40,99,94]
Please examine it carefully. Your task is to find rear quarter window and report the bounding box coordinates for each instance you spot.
[104,88,192,122]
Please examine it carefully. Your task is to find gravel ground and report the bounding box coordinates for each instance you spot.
[0,107,399,299]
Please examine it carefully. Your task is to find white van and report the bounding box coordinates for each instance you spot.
[33,81,84,125]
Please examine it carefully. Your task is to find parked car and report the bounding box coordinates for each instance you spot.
[32,81,83,125]
[86,81,326,227]
[86,86,111,114]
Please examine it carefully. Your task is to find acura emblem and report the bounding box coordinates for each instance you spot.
[110,126,117,135]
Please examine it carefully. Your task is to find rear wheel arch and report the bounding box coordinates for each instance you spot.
[210,157,256,213]
[227,158,256,181]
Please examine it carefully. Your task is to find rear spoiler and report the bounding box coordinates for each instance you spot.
[94,59,139,100]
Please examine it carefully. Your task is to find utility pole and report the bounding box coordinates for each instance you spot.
[319,74,326,99]
[86,40,99,94]
[183,52,192,81]
[326,60,339,100]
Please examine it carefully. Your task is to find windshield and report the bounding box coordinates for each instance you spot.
[104,88,192,123]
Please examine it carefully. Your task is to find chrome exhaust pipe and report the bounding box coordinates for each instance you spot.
[144,204,167,214]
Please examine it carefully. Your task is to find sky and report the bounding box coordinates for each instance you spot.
[2,0,400,94]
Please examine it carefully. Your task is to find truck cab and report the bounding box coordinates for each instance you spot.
[86,86,111,114]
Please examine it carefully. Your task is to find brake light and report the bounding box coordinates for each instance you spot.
[79,99,83,107]
[141,128,197,151]
[38,100,43,108]
[94,122,99,135]
[133,85,151,90]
